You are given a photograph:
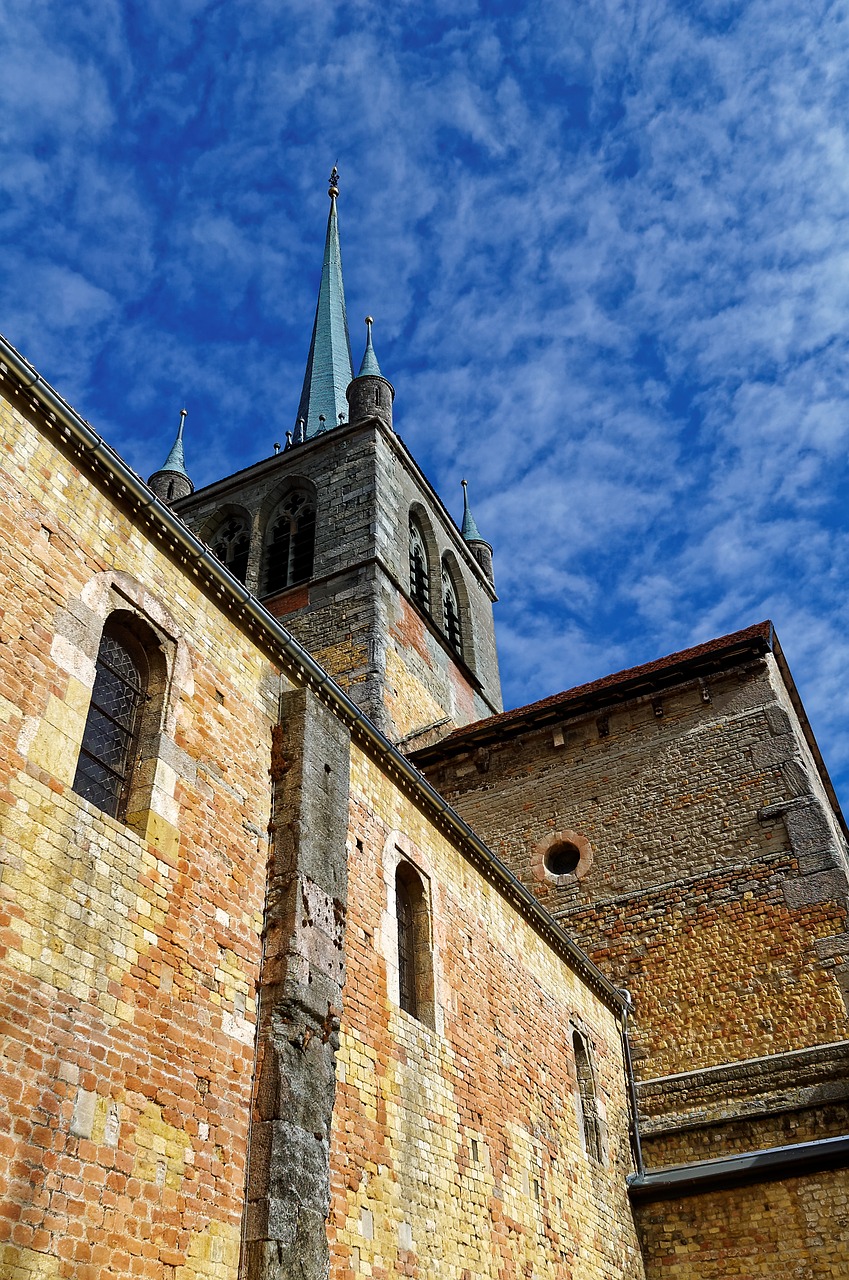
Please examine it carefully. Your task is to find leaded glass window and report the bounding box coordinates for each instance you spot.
[442,565,463,656]
[72,622,148,820]
[211,516,250,584]
[264,490,316,595]
[409,521,430,612]
[396,870,417,1018]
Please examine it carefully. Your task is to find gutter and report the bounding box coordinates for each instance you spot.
[0,332,626,1015]
[627,1134,849,1201]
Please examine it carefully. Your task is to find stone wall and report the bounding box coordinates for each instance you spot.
[635,1169,849,1278]
[0,379,278,1277]
[415,659,849,1091]
[327,744,646,1280]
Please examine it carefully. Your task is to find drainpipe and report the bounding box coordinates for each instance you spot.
[618,988,644,1178]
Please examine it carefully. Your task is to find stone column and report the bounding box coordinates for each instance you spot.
[241,688,350,1279]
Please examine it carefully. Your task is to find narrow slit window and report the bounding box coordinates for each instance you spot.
[396,872,417,1018]
[72,621,148,820]
[394,860,435,1027]
[574,1032,604,1163]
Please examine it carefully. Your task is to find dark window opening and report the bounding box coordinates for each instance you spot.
[394,860,435,1026]
[442,567,463,656]
[409,521,430,612]
[212,516,250,584]
[264,491,316,595]
[396,872,417,1018]
[545,841,581,877]
[72,621,148,820]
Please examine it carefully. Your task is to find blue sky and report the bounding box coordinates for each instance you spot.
[4,0,849,802]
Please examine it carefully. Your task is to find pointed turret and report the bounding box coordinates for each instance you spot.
[346,317,395,430]
[148,409,194,504]
[461,479,494,584]
[295,168,354,438]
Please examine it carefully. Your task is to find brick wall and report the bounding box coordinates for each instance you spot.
[0,383,278,1277]
[416,663,849,1086]
[327,745,646,1280]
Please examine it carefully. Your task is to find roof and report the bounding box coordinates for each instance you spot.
[412,620,775,760]
[295,189,354,438]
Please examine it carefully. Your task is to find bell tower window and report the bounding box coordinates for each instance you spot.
[211,516,250,584]
[409,520,430,612]
[442,564,463,656]
[264,489,316,595]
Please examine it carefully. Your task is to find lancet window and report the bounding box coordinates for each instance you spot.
[394,860,435,1027]
[264,489,316,595]
[72,617,150,821]
[442,564,463,656]
[409,520,430,612]
[574,1032,604,1163]
[211,515,250,584]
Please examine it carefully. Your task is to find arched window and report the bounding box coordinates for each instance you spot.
[211,515,250,584]
[264,489,316,595]
[409,520,430,612]
[574,1032,604,1163]
[442,563,463,656]
[395,861,435,1027]
[72,616,149,821]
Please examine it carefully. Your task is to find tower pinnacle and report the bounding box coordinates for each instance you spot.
[460,479,494,584]
[295,169,354,438]
[148,408,194,503]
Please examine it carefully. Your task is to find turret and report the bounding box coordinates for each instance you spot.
[461,479,494,585]
[346,317,395,431]
[148,409,194,503]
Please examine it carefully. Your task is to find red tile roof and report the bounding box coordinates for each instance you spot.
[413,620,774,760]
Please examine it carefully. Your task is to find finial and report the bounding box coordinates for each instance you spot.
[273,441,280,455]
[178,407,187,436]
[285,430,293,451]
[328,166,340,198]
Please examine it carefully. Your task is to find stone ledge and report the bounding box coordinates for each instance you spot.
[638,1040,849,1135]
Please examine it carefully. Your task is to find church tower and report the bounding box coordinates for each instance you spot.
[173,172,502,745]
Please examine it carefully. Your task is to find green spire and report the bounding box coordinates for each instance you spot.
[295,168,354,438]
[159,408,189,477]
[461,478,484,542]
[358,316,382,376]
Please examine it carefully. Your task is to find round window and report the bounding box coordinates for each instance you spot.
[544,840,581,877]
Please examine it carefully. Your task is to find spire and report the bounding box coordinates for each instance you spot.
[461,478,483,542]
[295,168,354,438]
[460,479,495,585]
[161,408,189,476]
[358,316,381,376]
[148,410,194,502]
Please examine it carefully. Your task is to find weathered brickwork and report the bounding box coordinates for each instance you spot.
[327,744,646,1280]
[414,661,849,1087]
[635,1170,849,1278]
[0,385,278,1277]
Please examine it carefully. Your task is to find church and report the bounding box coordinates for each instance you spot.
[0,170,847,1279]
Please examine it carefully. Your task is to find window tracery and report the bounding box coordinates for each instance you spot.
[409,520,430,612]
[264,490,316,595]
[442,564,463,656]
[72,618,149,821]
[211,515,250,584]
